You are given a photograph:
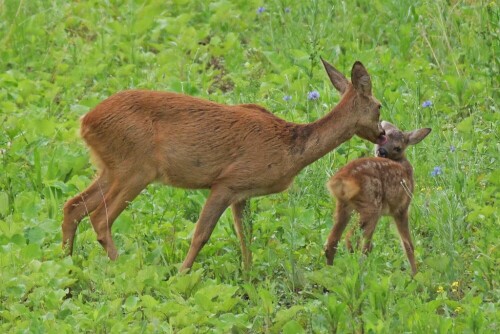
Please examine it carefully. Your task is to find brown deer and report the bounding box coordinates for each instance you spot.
[62,58,387,272]
[324,121,431,275]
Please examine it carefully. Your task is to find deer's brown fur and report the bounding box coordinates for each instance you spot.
[62,59,386,272]
[325,121,431,275]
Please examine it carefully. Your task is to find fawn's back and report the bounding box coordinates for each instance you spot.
[328,156,414,216]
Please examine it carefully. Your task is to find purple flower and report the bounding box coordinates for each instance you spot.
[450,145,456,153]
[422,100,432,108]
[283,95,292,102]
[431,166,442,177]
[308,90,320,100]
[257,7,265,14]
[285,7,291,13]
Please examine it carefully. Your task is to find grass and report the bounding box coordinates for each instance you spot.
[0,0,498,332]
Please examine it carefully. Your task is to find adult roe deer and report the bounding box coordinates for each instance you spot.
[62,58,387,272]
[324,121,431,275]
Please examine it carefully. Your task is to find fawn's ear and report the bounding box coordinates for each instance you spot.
[321,57,349,94]
[381,121,397,131]
[407,128,432,145]
[351,61,372,96]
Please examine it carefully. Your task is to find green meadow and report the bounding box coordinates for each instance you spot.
[0,0,498,332]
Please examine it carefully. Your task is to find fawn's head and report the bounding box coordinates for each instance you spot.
[321,58,386,145]
[375,121,432,161]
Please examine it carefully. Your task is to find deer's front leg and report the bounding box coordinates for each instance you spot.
[180,186,233,272]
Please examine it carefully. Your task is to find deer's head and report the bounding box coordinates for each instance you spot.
[321,58,386,145]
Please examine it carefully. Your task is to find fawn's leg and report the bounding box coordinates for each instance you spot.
[180,186,233,272]
[231,199,253,271]
[359,211,380,255]
[325,201,352,265]
[88,174,150,260]
[394,211,417,275]
[62,171,110,255]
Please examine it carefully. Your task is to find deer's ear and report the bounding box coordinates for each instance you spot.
[407,128,432,145]
[351,61,372,96]
[321,57,348,94]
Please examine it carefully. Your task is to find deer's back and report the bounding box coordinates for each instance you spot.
[80,90,298,192]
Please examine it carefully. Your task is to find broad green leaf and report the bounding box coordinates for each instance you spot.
[456,116,473,134]
[282,320,305,334]
[424,256,450,272]
[141,294,159,309]
[271,305,304,333]
[123,295,139,312]
[258,288,275,314]
[24,226,45,245]
[21,243,42,259]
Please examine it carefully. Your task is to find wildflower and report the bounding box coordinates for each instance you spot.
[308,90,320,100]
[257,7,265,14]
[431,166,442,176]
[436,186,442,191]
[285,7,291,13]
[283,95,292,102]
[451,281,459,292]
[436,286,444,293]
[422,100,432,108]
[455,306,463,314]
[450,145,456,153]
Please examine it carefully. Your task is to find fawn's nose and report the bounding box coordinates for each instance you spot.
[376,147,388,158]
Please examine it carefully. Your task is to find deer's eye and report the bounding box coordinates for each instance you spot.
[394,147,401,153]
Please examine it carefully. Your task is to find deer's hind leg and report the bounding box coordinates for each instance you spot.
[62,170,111,255]
[88,172,153,260]
[231,199,253,271]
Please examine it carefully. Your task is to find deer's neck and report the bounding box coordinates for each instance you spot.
[292,98,357,170]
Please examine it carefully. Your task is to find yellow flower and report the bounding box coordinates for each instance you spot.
[436,186,443,191]
[437,286,444,293]
[455,306,463,314]
[452,281,459,288]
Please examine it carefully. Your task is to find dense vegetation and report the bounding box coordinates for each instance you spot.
[0,0,498,332]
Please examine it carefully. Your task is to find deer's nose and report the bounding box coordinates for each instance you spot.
[376,148,388,158]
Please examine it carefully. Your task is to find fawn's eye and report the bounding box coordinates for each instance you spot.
[394,147,401,153]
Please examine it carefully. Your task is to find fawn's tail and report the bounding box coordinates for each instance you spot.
[327,177,360,201]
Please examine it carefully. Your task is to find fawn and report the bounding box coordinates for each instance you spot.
[62,58,387,272]
[324,121,431,275]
